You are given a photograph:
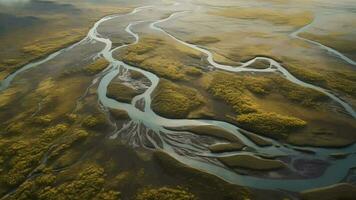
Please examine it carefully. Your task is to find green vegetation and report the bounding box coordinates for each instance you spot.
[118,36,204,81]
[3,165,120,200]
[300,32,356,60]
[236,112,306,139]
[136,187,196,200]
[107,82,141,103]
[187,36,220,45]
[82,114,107,129]
[205,72,258,114]
[0,124,68,187]
[22,29,85,57]
[84,59,109,75]
[152,79,206,118]
[205,72,328,109]
[218,155,286,170]
[60,58,109,77]
[183,67,203,77]
[282,58,356,97]
[0,0,130,80]
[272,77,329,107]
[201,71,349,142]
[0,29,86,80]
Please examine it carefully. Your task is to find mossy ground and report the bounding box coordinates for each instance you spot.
[199,71,356,146]
[0,46,259,200]
[116,36,205,81]
[0,1,129,80]
[107,82,141,103]
[152,79,207,119]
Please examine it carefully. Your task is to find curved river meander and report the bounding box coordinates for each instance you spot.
[1,2,356,192]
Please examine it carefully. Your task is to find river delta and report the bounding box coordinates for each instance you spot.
[0,0,355,200]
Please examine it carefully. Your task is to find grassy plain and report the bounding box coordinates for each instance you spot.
[210,8,313,27]
[0,0,130,80]
[117,36,205,81]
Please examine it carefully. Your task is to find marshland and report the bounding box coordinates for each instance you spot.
[0,0,355,200]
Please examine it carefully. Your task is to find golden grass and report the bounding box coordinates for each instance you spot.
[107,82,141,103]
[118,36,204,81]
[0,86,21,108]
[136,187,196,200]
[236,112,306,139]
[211,7,313,27]
[152,79,206,118]
[0,3,129,80]
[206,72,258,114]
[300,32,356,59]
[84,58,109,75]
[282,58,356,97]
[22,29,85,57]
[187,36,220,45]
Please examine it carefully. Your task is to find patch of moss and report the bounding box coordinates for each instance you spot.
[118,36,204,81]
[31,115,54,126]
[236,112,306,139]
[107,82,141,103]
[136,187,196,200]
[4,165,120,200]
[272,77,329,107]
[0,124,68,187]
[187,36,220,45]
[82,115,107,129]
[282,59,356,97]
[183,67,203,77]
[152,79,205,119]
[206,72,258,114]
[84,58,109,75]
